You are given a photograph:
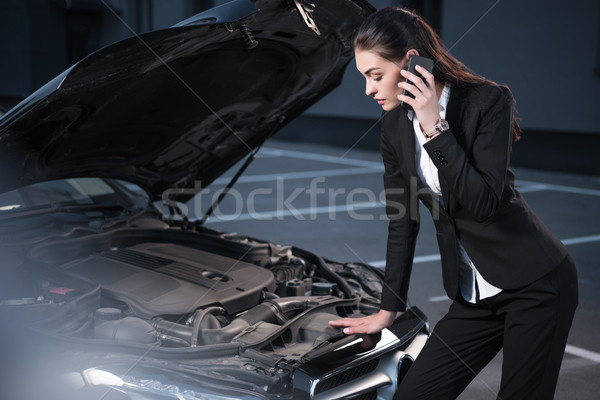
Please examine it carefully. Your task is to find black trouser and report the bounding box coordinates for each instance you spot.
[395,255,578,400]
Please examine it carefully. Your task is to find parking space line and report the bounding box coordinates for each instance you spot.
[368,260,385,268]
[367,233,600,268]
[413,254,442,263]
[213,166,382,185]
[561,234,600,246]
[515,183,552,194]
[260,147,382,168]
[205,200,382,223]
[213,167,599,197]
[368,254,441,269]
[565,345,600,363]
[513,180,600,196]
[259,148,600,196]
[428,295,450,302]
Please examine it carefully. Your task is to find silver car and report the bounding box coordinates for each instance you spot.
[0,1,429,399]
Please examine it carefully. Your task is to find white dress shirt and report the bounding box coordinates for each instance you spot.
[408,83,502,303]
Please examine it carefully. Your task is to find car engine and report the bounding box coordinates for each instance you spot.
[4,227,383,350]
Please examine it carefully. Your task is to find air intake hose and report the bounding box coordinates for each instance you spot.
[94,308,158,344]
[196,298,312,345]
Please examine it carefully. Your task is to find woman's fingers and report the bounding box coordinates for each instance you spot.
[415,64,435,88]
[397,80,429,110]
[329,311,399,335]
[328,318,359,327]
[329,317,364,335]
[401,66,434,91]
[399,69,425,94]
[397,79,422,109]
[398,66,440,131]
[399,69,433,100]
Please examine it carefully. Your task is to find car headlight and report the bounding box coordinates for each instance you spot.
[82,368,257,400]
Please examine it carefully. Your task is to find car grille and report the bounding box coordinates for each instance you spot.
[314,357,380,396]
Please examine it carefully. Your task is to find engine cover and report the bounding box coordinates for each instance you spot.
[60,242,276,318]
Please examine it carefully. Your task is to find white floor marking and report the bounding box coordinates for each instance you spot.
[564,345,600,363]
[561,234,600,246]
[212,147,600,366]
[428,295,450,302]
[255,148,600,197]
[260,147,383,168]
[212,166,382,185]
[368,254,441,269]
[367,233,600,301]
[204,201,382,223]
[516,180,600,197]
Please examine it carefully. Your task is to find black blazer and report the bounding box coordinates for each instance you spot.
[379,82,568,311]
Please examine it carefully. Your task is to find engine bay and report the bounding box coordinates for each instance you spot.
[0,227,383,354]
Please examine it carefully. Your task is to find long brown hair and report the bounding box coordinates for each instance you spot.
[354,7,521,141]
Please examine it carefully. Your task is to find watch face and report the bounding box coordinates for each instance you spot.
[436,120,449,132]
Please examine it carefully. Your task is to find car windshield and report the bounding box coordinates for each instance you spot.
[0,178,132,214]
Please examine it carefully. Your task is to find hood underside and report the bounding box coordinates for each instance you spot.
[0,0,373,199]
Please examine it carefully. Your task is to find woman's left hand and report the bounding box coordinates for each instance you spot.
[397,65,439,133]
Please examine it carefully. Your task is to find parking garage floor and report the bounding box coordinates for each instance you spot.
[198,139,600,400]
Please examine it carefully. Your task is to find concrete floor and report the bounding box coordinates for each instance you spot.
[198,139,600,399]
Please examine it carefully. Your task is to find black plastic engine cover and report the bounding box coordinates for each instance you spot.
[60,242,276,318]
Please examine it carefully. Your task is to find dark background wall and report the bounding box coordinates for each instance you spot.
[292,0,600,174]
[0,0,212,105]
[1,0,599,173]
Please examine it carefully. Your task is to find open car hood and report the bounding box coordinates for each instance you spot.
[0,0,373,200]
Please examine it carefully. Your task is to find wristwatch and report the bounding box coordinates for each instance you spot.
[424,119,450,139]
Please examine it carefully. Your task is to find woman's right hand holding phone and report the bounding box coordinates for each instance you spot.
[397,65,440,135]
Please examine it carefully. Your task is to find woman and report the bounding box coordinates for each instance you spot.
[329,7,578,400]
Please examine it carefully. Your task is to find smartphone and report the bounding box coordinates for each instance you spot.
[401,55,434,111]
